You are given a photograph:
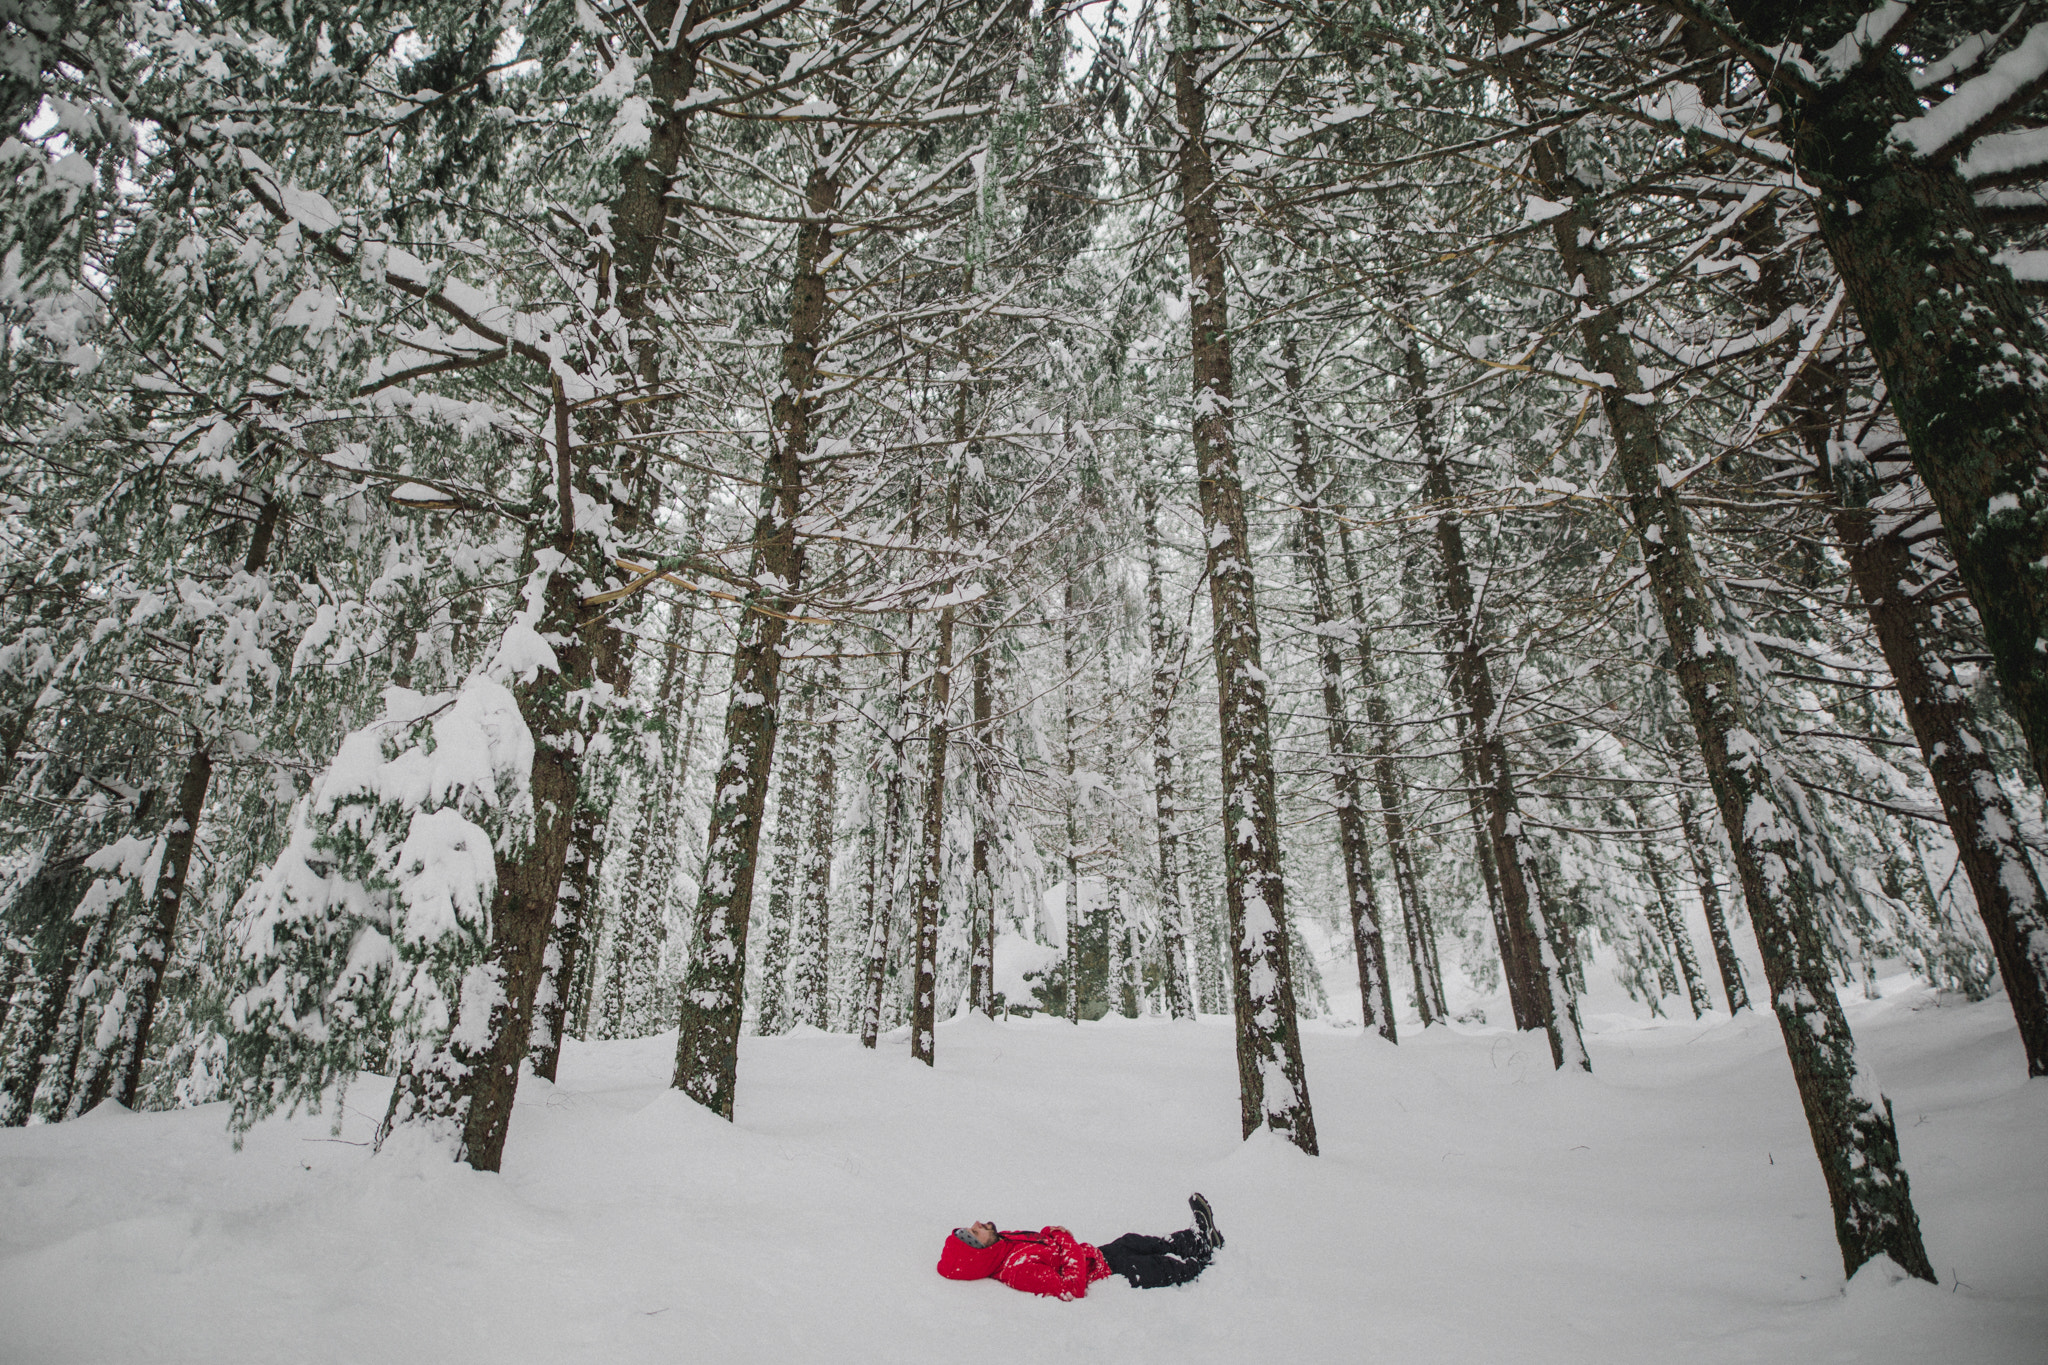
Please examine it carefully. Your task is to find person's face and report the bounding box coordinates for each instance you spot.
[969,1221,998,1247]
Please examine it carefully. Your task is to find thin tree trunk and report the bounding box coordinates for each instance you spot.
[1141,480,1195,1021]
[1063,575,1083,1025]
[795,647,842,1031]
[755,680,813,1037]
[911,477,963,1063]
[0,911,86,1125]
[84,495,284,1111]
[1283,343,1394,1041]
[1171,13,1317,1151]
[861,625,914,1048]
[968,625,997,1016]
[1677,784,1750,1014]
[1407,327,1580,1067]
[1331,488,1443,1024]
[1631,797,1710,1020]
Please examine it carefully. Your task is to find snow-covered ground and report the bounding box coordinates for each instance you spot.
[2,982,2043,1363]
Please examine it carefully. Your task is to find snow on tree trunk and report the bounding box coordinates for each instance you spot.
[860,631,914,1049]
[1407,326,1581,1069]
[1331,489,1443,1023]
[529,785,604,1083]
[671,144,833,1116]
[756,681,813,1038]
[912,462,964,1065]
[1141,480,1195,1021]
[1828,454,2048,1075]
[795,648,843,1031]
[1527,127,1935,1281]
[968,624,998,1017]
[1283,354,1395,1042]
[1677,784,1751,1015]
[1171,16,1317,1152]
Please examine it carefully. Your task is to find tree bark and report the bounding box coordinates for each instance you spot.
[1141,480,1195,1021]
[755,679,812,1037]
[671,143,829,1115]
[1407,327,1582,1068]
[911,476,963,1063]
[530,786,605,1082]
[1283,346,1395,1041]
[968,624,997,1016]
[795,647,842,1031]
[1063,575,1084,1025]
[860,625,914,1048]
[1171,17,1317,1151]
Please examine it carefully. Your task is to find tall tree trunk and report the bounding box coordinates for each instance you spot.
[1141,480,1195,1021]
[1407,326,1581,1067]
[1063,575,1084,1025]
[795,647,842,1031]
[1526,115,1934,1278]
[0,909,87,1125]
[968,624,997,1016]
[1724,1,2048,809]
[1331,489,1444,1023]
[1283,345,1395,1041]
[755,679,813,1037]
[1828,457,2048,1074]
[860,622,915,1048]
[1171,15,1317,1151]
[80,495,284,1111]
[671,143,832,1116]
[911,471,963,1063]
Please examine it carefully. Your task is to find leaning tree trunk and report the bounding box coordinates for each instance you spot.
[1827,453,2048,1075]
[1727,170,2048,1070]
[1676,783,1750,1014]
[1283,347,1395,1041]
[1171,18,1317,1151]
[1724,0,2048,812]
[1404,322,1580,1067]
[1634,807,1710,1020]
[1527,115,1935,1279]
[1140,480,1195,1020]
[671,146,830,1116]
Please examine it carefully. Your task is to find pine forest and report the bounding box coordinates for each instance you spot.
[4,0,2047,1358]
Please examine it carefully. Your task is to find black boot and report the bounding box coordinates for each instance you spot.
[1189,1193,1224,1250]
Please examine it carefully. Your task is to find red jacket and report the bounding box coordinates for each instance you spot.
[936,1227,1113,1300]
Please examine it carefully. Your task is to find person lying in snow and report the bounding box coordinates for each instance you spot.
[935,1194,1223,1300]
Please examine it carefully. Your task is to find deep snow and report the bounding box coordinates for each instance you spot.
[2,983,2043,1363]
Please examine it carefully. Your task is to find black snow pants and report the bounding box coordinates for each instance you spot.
[1098,1229,1210,1289]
